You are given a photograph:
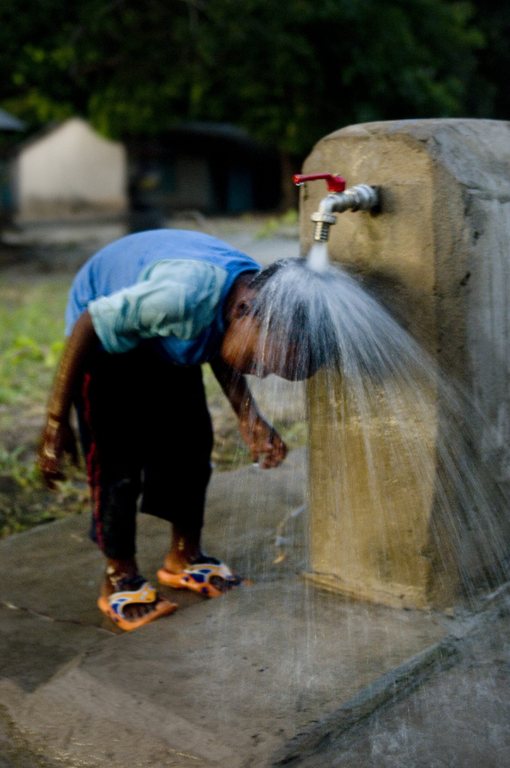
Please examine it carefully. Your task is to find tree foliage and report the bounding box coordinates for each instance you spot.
[0,0,504,159]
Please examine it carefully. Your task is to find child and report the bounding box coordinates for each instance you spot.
[38,228,308,632]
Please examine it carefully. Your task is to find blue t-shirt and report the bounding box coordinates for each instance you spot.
[66,229,261,365]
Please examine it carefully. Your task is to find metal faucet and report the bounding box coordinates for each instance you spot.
[293,173,380,242]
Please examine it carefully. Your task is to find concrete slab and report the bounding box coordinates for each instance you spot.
[289,598,510,768]
[0,449,457,767]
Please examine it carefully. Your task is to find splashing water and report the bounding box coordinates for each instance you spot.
[249,254,510,606]
[196,248,510,765]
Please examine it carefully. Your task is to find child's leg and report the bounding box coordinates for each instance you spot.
[138,358,214,569]
[77,351,142,559]
[76,349,175,625]
[134,354,240,597]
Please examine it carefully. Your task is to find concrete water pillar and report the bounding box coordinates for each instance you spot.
[300,119,510,609]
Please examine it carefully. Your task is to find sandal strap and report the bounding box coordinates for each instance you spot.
[114,573,146,592]
[108,580,158,618]
[183,561,239,582]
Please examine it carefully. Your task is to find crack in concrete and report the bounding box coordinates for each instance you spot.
[0,600,112,634]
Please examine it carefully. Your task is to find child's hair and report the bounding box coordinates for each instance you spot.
[247,259,288,291]
[247,259,340,377]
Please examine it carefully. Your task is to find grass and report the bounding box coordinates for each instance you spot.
[0,275,68,405]
[0,265,306,538]
[255,209,298,239]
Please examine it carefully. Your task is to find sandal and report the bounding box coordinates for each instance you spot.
[97,575,178,631]
[157,557,242,598]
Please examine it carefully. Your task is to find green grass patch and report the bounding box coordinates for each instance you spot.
[255,209,298,239]
[0,275,69,406]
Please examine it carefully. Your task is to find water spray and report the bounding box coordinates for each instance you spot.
[293,173,380,242]
[273,504,306,564]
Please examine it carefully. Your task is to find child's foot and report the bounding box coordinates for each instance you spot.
[161,549,226,578]
[157,553,242,598]
[98,563,177,631]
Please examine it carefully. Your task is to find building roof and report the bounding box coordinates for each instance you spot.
[0,108,26,132]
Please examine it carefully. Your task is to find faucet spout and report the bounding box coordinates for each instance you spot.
[293,173,380,243]
[311,185,380,242]
[310,202,337,242]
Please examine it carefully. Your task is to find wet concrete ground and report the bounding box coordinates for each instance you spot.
[1,215,509,765]
[1,447,509,767]
[293,607,510,768]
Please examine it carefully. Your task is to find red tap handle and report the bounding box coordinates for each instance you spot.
[293,173,346,193]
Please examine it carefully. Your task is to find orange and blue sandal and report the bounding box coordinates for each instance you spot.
[97,575,178,632]
[157,557,242,598]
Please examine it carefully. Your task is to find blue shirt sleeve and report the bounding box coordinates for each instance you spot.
[87,259,228,353]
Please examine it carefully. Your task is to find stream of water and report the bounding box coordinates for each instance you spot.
[250,243,510,604]
[199,241,510,763]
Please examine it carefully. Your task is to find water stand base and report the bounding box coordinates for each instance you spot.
[300,119,510,610]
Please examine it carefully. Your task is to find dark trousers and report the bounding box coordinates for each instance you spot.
[75,344,213,559]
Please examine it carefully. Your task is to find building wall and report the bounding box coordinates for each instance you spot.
[13,118,127,219]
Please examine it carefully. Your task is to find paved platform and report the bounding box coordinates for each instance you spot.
[2,448,508,767]
[3,217,509,766]
[291,603,510,768]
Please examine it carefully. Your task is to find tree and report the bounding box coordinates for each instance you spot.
[466,0,510,119]
[0,0,492,202]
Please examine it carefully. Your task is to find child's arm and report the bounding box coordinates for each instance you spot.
[210,357,287,469]
[38,310,98,488]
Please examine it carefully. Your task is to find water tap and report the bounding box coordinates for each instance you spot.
[293,173,380,242]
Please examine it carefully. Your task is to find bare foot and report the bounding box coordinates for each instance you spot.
[162,532,205,575]
[162,550,216,575]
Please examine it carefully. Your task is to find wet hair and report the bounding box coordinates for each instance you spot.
[246,258,340,378]
[247,259,292,291]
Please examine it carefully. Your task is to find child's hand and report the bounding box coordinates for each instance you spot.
[38,417,79,489]
[238,413,287,469]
